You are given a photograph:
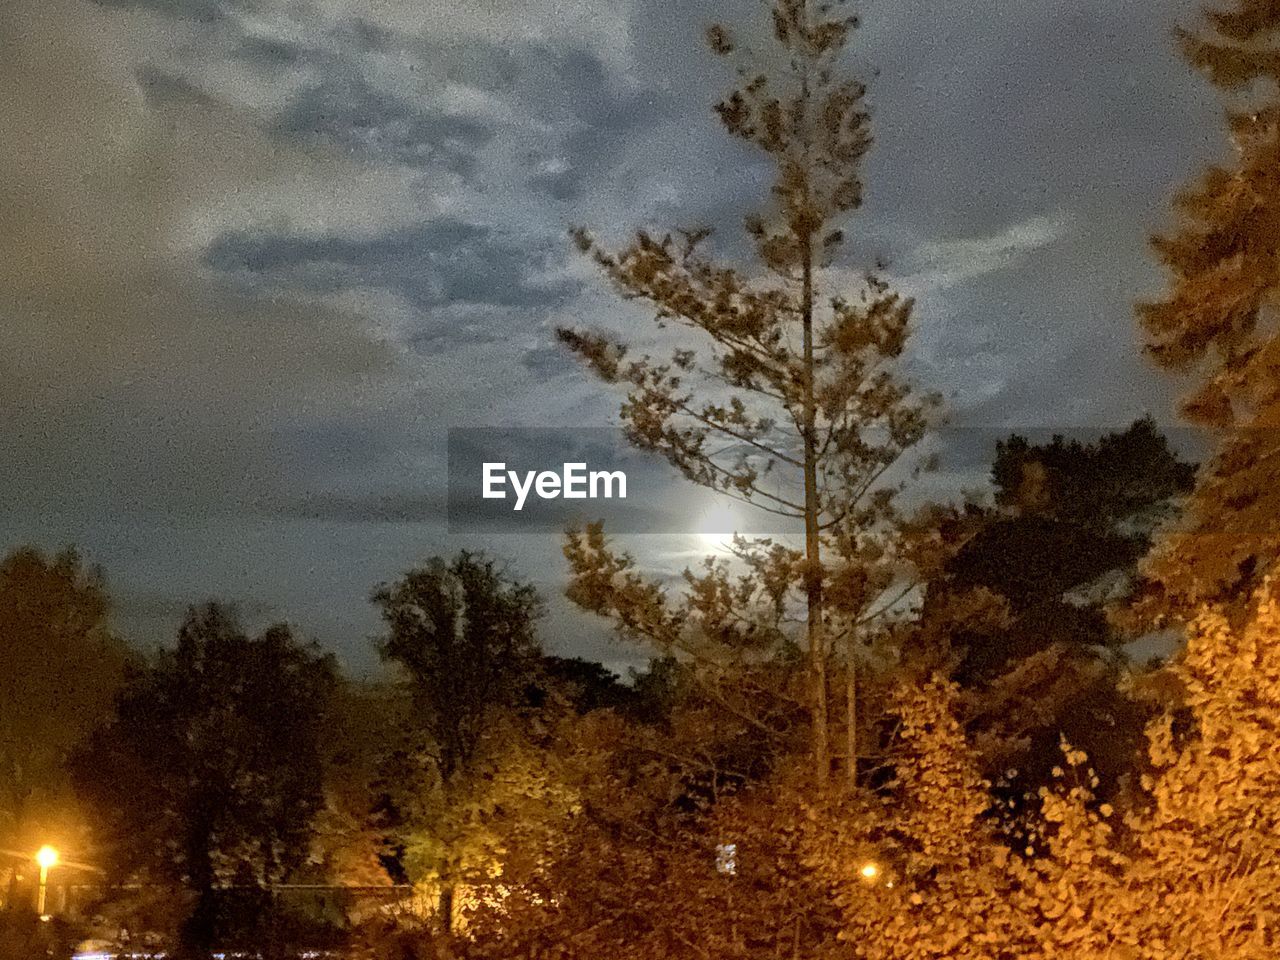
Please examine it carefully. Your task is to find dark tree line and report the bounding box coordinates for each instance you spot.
[0,404,1200,958]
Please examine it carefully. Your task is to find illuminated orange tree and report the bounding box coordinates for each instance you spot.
[1138,0,1280,618]
[803,577,1280,959]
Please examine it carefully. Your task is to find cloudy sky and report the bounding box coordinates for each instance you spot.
[2,0,1223,675]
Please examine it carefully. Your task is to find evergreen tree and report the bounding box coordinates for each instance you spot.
[559,0,938,791]
[916,419,1194,798]
[1139,0,1280,619]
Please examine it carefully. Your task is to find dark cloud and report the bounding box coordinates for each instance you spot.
[519,344,580,378]
[328,16,407,56]
[274,73,494,174]
[230,33,306,71]
[279,491,450,525]
[90,0,240,22]
[135,66,221,107]
[206,219,579,311]
[849,0,1215,232]
[4,0,1233,672]
[528,167,584,202]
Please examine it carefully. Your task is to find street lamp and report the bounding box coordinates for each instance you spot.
[35,845,58,918]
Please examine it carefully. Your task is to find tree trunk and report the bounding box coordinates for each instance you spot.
[178,816,217,959]
[801,233,828,791]
[439,882,455,935]
[845,642,857,791]
[179,883,218,960]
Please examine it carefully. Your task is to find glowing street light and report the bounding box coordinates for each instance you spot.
[35,845,58,918]
[858,861,881,883]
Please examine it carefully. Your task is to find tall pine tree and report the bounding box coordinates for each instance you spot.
[1139,0,1280,619]
[559,0,937,790]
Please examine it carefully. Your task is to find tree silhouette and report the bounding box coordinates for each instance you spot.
[72,604,336,958]
[916,419,1194,800]
[374,552,543,783]
[0,546,126,870]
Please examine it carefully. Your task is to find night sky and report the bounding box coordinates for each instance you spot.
[2,0,1221,675]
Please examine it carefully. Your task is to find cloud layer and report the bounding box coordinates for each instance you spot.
[3,0,1220,671]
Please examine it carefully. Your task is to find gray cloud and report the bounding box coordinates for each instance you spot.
[278,491,450,525]
[91,0,234,21]
[230,33,306,70]
[206,218,580,313]
[274,74,495,175]
[3,0,1231,672]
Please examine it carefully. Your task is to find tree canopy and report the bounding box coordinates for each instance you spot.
[560,0,939,793]
[1138,0,1280,619]
[0,546,126,855]
[916,419,1194,798]
[72,603,337,956]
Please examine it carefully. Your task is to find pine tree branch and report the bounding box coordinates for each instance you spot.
[670,398,803,467]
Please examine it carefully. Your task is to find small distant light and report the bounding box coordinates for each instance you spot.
[859,861,880,881]
[715,843,738,876]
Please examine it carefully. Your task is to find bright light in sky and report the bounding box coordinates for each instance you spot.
[696,503,739,554]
